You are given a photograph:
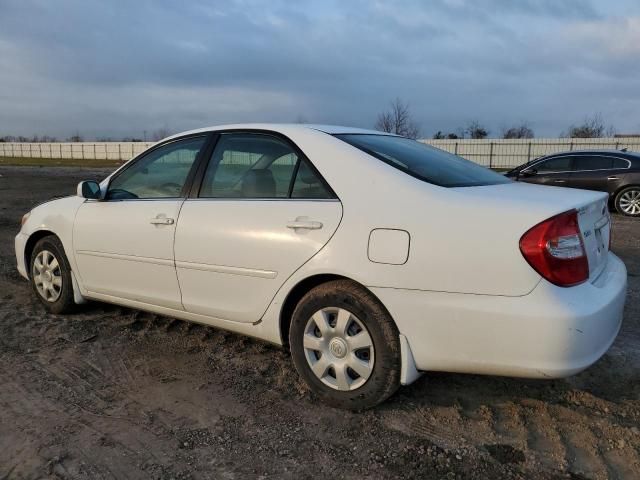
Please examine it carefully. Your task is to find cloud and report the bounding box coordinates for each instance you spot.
[0,0,639,138]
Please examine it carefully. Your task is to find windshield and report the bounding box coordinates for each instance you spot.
[336,134,511,187]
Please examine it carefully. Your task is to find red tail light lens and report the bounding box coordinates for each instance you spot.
[519,210,589,287]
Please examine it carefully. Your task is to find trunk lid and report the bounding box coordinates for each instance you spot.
[451,182,610,284]
[577,195,611,281]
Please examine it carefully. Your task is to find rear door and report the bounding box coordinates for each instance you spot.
[567,155,611,191]
[520,156,573,187]
[568,155,629,194]
[174,132,342,323]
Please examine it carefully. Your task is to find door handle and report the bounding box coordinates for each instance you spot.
[607,176,619,181]
[150,216,175,225]
[286,220,323,230]
[553,179,566,183]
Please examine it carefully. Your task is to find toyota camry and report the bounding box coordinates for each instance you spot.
[15,124,627,409]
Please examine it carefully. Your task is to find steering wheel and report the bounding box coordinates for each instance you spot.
[159,182,182,194]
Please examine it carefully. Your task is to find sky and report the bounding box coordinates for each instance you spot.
[1,0,639,140]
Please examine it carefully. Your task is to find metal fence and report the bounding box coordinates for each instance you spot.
[420,137,640,168]
[2,137,640,167]
[0,142,156,161]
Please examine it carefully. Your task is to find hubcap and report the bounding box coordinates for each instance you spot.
[303,307,375,391]
[620,190,640,215]
[32,250,62,302]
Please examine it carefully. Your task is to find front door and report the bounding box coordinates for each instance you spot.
[520,156,573,187]
[73,136,207,309]
[174,132,343,323]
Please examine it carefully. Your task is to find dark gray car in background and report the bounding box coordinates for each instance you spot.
[506,149,640,216]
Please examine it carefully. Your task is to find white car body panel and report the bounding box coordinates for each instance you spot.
[174,199,342,322]
[73,199,184,310]
[15,123,627,385]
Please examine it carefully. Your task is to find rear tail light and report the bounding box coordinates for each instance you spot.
[519,209,589,287]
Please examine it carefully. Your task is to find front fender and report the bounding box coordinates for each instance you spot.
[17,195,85,281]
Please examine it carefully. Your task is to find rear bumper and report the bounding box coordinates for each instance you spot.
[15,232,29,280]
[371,252,627,379]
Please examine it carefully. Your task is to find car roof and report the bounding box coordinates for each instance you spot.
[163,123,393,142]
[542,149,640,158]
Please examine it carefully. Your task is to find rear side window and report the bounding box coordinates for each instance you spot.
[573,156,612,171]
[612,158,630,169]
[535,157,571,172]
[335,134,510,187]
[291,158,333,199]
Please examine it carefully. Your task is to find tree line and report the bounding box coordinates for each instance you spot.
[0,105,623,142]
[374,98,619,140]
[0,127,172,143]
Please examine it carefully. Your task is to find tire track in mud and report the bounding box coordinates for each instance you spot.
[381,396,640,479]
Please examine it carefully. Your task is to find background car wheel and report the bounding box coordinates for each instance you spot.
[289,279,401,410]
[30,235,75,314]
[615,186,640,216]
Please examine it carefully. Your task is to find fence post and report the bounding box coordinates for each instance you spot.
[489,141,494,168]
[615,141,620,150]
[527,141,532,162]
[454,142,458,155]
[569,141,574,151]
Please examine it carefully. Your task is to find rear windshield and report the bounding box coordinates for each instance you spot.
[336,134,511,187]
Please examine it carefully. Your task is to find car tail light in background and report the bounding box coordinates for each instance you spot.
[519,209,589,287]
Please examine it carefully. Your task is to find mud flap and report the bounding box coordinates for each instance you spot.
[71,270,87,305]
[400,334,422,385]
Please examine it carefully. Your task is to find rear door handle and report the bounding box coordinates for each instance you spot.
[553,179,566,183]
[607,176,619,181]
[286,220,323,230]
[150,216,175,225]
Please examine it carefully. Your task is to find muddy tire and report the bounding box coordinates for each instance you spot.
[30,235,75,314]
[289,279,401,410]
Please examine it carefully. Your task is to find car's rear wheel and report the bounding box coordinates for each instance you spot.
[289,279,400,410]
[30,235,75,314]
[615,186,640,216]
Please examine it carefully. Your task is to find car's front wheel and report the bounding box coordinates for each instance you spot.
[30,235,75,314]
[615,186,640,216]
[289,279,401,410]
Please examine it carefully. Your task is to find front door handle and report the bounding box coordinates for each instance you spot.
[150,216,175,225]
[553,179,566,183]
[287,220,323,230]
[607,176,619,181]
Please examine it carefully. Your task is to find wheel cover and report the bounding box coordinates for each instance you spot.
[32,250,62,302]
[303,307,375,391]
[619,189,640,215]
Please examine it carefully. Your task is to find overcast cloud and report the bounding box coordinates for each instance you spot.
[1,0,639,139]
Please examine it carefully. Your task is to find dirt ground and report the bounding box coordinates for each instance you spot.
[1,166,639,480]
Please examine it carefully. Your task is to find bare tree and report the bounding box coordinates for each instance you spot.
[502,122,534,139]
[67,131,83,142]
[464,120,489,139]
[151,127,172,141]
[375,98,420,139]
[432,130,460,139]
[563,113,616,138]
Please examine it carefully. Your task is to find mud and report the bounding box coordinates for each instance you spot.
[1,166,639,479]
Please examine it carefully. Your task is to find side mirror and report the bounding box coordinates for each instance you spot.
[77,180,102,200]
[520,169,537,177]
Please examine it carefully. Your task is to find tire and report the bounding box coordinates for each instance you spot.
[29,235,75,314]
[615,186,640,217]
[289,279,401,410]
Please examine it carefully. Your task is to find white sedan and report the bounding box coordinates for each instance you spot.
[15,124,627,409]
